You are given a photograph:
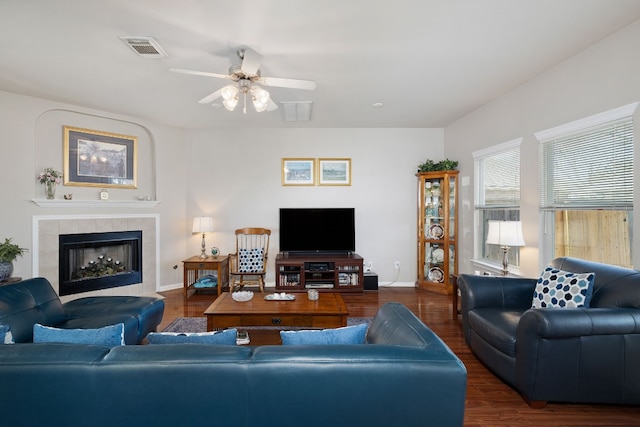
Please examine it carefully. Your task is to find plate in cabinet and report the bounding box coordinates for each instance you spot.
[428,224,444,239]
[428,267,445,283]
[433,248,445,263]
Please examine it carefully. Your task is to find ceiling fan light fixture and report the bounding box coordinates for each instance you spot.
[252,86,270,103]
[223,97,238,111]
[171,46,316,115]
[221,84,239,101]
[252,98,268,112]
[250,86,270,112]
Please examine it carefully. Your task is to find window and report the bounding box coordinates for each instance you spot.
[536,103,637,268]
[473,139,522,269]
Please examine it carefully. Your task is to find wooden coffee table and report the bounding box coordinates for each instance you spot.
[204,292,349,331]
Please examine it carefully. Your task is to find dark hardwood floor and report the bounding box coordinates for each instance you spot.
[158,287,640,426]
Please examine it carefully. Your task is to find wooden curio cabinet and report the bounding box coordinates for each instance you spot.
[416,170,458,294]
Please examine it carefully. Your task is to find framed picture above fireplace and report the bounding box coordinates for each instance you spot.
[63,126,138,188]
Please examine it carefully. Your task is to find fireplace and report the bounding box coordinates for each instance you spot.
[59,231,143,296]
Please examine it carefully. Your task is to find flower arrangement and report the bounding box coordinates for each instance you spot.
[37,167,63,184]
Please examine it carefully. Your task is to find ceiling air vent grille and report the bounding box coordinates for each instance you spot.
[119,36,168,58]
[280,101,313,122]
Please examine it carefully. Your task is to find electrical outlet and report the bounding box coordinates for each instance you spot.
[394,261,400,269]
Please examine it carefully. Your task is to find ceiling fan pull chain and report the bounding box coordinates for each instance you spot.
[243,91,248,114]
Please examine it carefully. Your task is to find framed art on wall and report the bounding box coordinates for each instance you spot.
[63,126,138,188]
[318,158,351,186]
[282,158,316,186]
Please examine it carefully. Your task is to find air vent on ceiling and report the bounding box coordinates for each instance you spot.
[119,36,168,58]
[280,101,313,122]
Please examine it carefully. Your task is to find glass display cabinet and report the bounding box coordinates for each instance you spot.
[416,170,458,294]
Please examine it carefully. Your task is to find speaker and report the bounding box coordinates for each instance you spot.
[364,272,378,291]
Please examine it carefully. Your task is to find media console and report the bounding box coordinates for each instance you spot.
[275,252,364,293]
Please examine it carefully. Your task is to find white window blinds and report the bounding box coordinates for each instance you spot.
[539,117,634,210]
[476,147,520,208]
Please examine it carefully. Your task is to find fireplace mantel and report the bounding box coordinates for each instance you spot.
[31,199,160,208]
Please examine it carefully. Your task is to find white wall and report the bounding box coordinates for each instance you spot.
[6,20,639,288]
[185,127,444,284]
[445,20,640,277]
[0,90,188,291]
[0,89,444,289]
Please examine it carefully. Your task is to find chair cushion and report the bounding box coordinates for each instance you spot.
[467,308,524,357]
[238,248,265,272]
[280,323,368,345]
[532,266,595,308]
[33,323,125,347]
[146,328,237,345]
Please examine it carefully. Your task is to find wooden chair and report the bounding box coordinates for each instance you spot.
[229,227,271,293]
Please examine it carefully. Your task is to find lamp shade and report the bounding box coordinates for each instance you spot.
[486,221,525,247]
[192,216,214,234]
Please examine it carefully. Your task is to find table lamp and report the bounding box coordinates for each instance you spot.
[486,220,525,276]
[192,216,214,259]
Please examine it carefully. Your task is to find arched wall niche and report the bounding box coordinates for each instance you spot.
[34,110,157,201]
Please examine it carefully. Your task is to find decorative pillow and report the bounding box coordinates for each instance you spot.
[238,248,265,273]
[532,266,595,308]
[280,323,368,345]
[0,324,13,344]
[33,323,125,347]
[147,328,237,345]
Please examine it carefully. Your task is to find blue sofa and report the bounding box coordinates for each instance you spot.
[0,302,467,427]
[0,277,164,345]
[459,257,640,407]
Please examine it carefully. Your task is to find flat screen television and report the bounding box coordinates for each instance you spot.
[279,208,355,255]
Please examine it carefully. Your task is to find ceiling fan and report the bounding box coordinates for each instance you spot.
[170,47,316,114]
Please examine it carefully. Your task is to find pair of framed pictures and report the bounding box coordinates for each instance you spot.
[282,158,351,186]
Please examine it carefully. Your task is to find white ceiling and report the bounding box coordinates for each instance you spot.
[1,0,639,129]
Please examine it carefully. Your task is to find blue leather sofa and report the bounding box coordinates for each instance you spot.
[0,302,467,427]
[0,277,164,345]
[459,257,640,407]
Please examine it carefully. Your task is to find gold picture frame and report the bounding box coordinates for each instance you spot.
[282,158,316,186]
[63,126,138,188]
[318,158,351,186]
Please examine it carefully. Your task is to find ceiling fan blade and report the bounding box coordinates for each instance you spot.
[170,68,231,80]
[240,47,263,76]
[266,98,278,111]
[198,88,223,104]
[259,76,316,91]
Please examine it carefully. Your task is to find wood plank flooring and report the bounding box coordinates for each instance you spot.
[158,287,640,426]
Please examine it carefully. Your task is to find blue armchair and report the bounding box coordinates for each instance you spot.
[459,257,640,407]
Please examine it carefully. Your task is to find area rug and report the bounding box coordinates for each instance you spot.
[162,316,371,333]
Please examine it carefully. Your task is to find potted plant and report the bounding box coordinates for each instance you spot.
[0,238,27,282]
[417,158,459,172]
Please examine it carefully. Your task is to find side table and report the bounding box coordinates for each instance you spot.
[182,256,229,297]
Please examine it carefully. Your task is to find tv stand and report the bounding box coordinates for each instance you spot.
[276,252,363,293]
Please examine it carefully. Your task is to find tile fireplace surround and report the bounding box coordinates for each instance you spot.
[33,214,159,303]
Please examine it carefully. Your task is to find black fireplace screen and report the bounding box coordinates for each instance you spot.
[59,231,142,296]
